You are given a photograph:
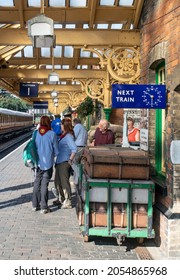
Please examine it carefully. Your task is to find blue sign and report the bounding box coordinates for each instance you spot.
[33,101,48,109]
[20,83,38,97]
[112,84,166,109]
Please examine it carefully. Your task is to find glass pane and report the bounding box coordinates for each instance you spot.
[82,65,88,69]
[54,24,63,29]
[70,0,87,7]
[62,65,69,69]
[49,0,65,6]
[65,24,75,29]
[46,65,52,69]
[97,24,108,29]
[64,46,73,57]
[24,46,33,57]
[111,23,123,29]
[0,0,14,6]
[53,46,62,57]
[100,0,114,6]
[28,0,41,7]
[54,65,61,69]
[80,50,90,57]
[0,0,14,7]
[14,51,22,57]
[83,24,89,29]
[41,48,50,57]
[120,0,134,6]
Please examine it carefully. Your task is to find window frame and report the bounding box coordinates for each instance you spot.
[155,61,166,179]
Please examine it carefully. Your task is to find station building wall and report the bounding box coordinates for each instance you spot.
[140,0,180,258]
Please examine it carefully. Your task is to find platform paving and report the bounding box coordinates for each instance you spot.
[0,142,165,260]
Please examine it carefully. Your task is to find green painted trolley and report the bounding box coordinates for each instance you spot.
[77,168,155,243]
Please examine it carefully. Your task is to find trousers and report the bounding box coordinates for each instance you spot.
[55,161,72,202]
[32,167,53,210]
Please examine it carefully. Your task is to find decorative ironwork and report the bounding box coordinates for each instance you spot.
[83,46,140,83]
[107,47,140,82]
[85,79,104,100]
[69,91,87,108]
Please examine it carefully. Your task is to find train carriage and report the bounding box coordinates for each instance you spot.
[0,108,33,139]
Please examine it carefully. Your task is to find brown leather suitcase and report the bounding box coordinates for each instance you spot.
[78,202,127,228]
[132,204,148,228]
[77,202,107,227]
[82,146,149,179]
[90,202,107,227]
[82,146,121,179]
[112,203,127,227]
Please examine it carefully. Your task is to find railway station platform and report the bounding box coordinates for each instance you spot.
[0,141,166,260]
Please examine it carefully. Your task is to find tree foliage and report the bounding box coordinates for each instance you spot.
[0,91,30,112]
[76,96,94,120]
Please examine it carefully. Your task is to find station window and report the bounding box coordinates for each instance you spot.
[155,61,166,178]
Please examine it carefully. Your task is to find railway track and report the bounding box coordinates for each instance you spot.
[0,131,33,160]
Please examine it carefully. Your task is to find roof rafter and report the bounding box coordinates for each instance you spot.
[0,29,140,47]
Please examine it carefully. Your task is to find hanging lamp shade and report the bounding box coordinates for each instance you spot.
[48,72,59,84]
[27,14,56,48]
[53,98,58,103]
[51,90,58,97]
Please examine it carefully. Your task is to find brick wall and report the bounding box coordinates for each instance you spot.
[140,0,180,257]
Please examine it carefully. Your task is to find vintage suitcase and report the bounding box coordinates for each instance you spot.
[82,146,149,180]
[77,201,127,228]
[112,203,127,228]
[77,202,107,227]
[82,146,121,179]
[90,202,107,227]
[132,204,148,228]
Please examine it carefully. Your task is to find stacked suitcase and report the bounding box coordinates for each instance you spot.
[82,146,150,180]
[77,145,154,240]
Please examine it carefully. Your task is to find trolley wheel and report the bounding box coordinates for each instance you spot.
[83,235,89,242]
[137,237,144,244]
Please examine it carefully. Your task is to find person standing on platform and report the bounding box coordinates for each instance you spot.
[127,117,140,142]
[32,115,59,214]
[72,118,88,186]
[91,119,115,146]
[54,118,77,209]
[51,114,62,137]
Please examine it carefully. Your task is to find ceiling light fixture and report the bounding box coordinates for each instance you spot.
[51,89,58,97]
[27,0,56,48]
[48,47,59,84]
[53,98,58,103]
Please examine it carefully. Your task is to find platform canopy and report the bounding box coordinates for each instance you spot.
[0,0,144,113]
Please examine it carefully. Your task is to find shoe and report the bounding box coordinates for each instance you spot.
[53,200,62,206]
[32,206,40,212]
[61,200,72,209]
[51,187,58,198]
[40,208,51,214]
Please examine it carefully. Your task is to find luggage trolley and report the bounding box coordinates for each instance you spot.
[77,169,155,243]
